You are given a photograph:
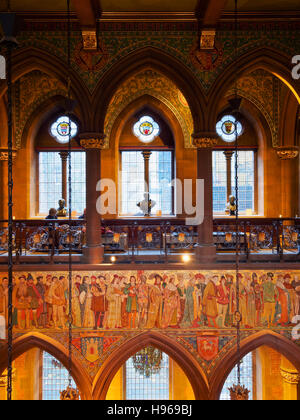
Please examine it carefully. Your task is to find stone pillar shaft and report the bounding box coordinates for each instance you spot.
[80,136,105,264]
[223,150,234,202]
[192,135,217,262]
[142,150,152,193]
[59,151,69,204]
[0,150,17,221]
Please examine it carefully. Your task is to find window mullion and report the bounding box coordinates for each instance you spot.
[223,150,234,203]
[59,151,68,205]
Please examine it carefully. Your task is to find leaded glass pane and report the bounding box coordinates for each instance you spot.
[213,151,227,213]
[39,152,62,214]
[231,151,255,213]
[121,151,145,215]
[42,352,78,400]
[220,353,253,400]
[121,151,173,216]
[39,151,86,215]
[67,152,86,215]
[125,351,169,400]
[213,150,255,214]
[149,151,172,215]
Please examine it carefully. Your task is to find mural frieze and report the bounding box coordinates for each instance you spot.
[1,269,300,381]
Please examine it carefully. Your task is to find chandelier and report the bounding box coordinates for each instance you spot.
[132,347,163,378]
[229,384,250,401]
[60,386,80,401]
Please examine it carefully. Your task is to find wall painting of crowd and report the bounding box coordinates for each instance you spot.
[0,270,299,332]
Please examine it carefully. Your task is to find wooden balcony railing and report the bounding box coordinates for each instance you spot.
[0,217,299,264]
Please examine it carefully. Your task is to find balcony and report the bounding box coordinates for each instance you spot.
[0,217,299,266]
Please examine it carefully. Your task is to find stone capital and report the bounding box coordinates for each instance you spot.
[192,133,217,149]
[59,151,69,161]
[275,146,299,160]
[79,133,106,150]
[280,367,300,384]
[0,149,17,161]
[142,150,152,160]
[223,150,234,160]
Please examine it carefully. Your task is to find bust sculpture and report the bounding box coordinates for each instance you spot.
[56,199,67,217]
[225,195,237,216]
[137,192,156,217]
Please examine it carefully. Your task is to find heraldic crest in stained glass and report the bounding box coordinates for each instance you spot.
[133,116,160,143]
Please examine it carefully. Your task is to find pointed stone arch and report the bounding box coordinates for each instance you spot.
[92,331,209,400]
[207,47,300,131]
[0,46,91,130]
[0,332,92,400]
[209,330,300,400]
[103,68,194,149]
[91,46,206,135]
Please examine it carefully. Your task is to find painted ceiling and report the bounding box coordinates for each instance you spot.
[224,0,300,12]
[0,0,299,13]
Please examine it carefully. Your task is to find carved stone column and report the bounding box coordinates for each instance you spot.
[223,150,234,202]
[142,150,152,193]
[79,134,105,264]
[59,151,69,203]
[192,134,217,262]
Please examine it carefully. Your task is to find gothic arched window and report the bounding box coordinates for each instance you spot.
[124,348,170,400]
[42,351,79,400]
[220,353,253,400]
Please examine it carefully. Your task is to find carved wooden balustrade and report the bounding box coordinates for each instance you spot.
[0,217,299,264]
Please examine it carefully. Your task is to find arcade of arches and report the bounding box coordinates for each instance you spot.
[0,0,300,401]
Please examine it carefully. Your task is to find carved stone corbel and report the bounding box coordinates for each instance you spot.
[82,29,98,51]
[79,133,106,149]
[275,146,299,160]
[280,367,300,385]
[200,29,216,50]
[192,133,217,149]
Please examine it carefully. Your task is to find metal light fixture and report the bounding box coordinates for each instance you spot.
[229,384,250,401]
[228,0,250,401]
[60,0,79,401]
[132,347,163,378]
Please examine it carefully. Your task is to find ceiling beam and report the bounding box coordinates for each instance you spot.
[71,0,101,51]
[196,0,229,28]
[71,0,101,27]
[195,0,229,50]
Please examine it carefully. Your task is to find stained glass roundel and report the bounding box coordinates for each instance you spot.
[133,116,160,143]
[216,115,243,143]
[50,116,78,144]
